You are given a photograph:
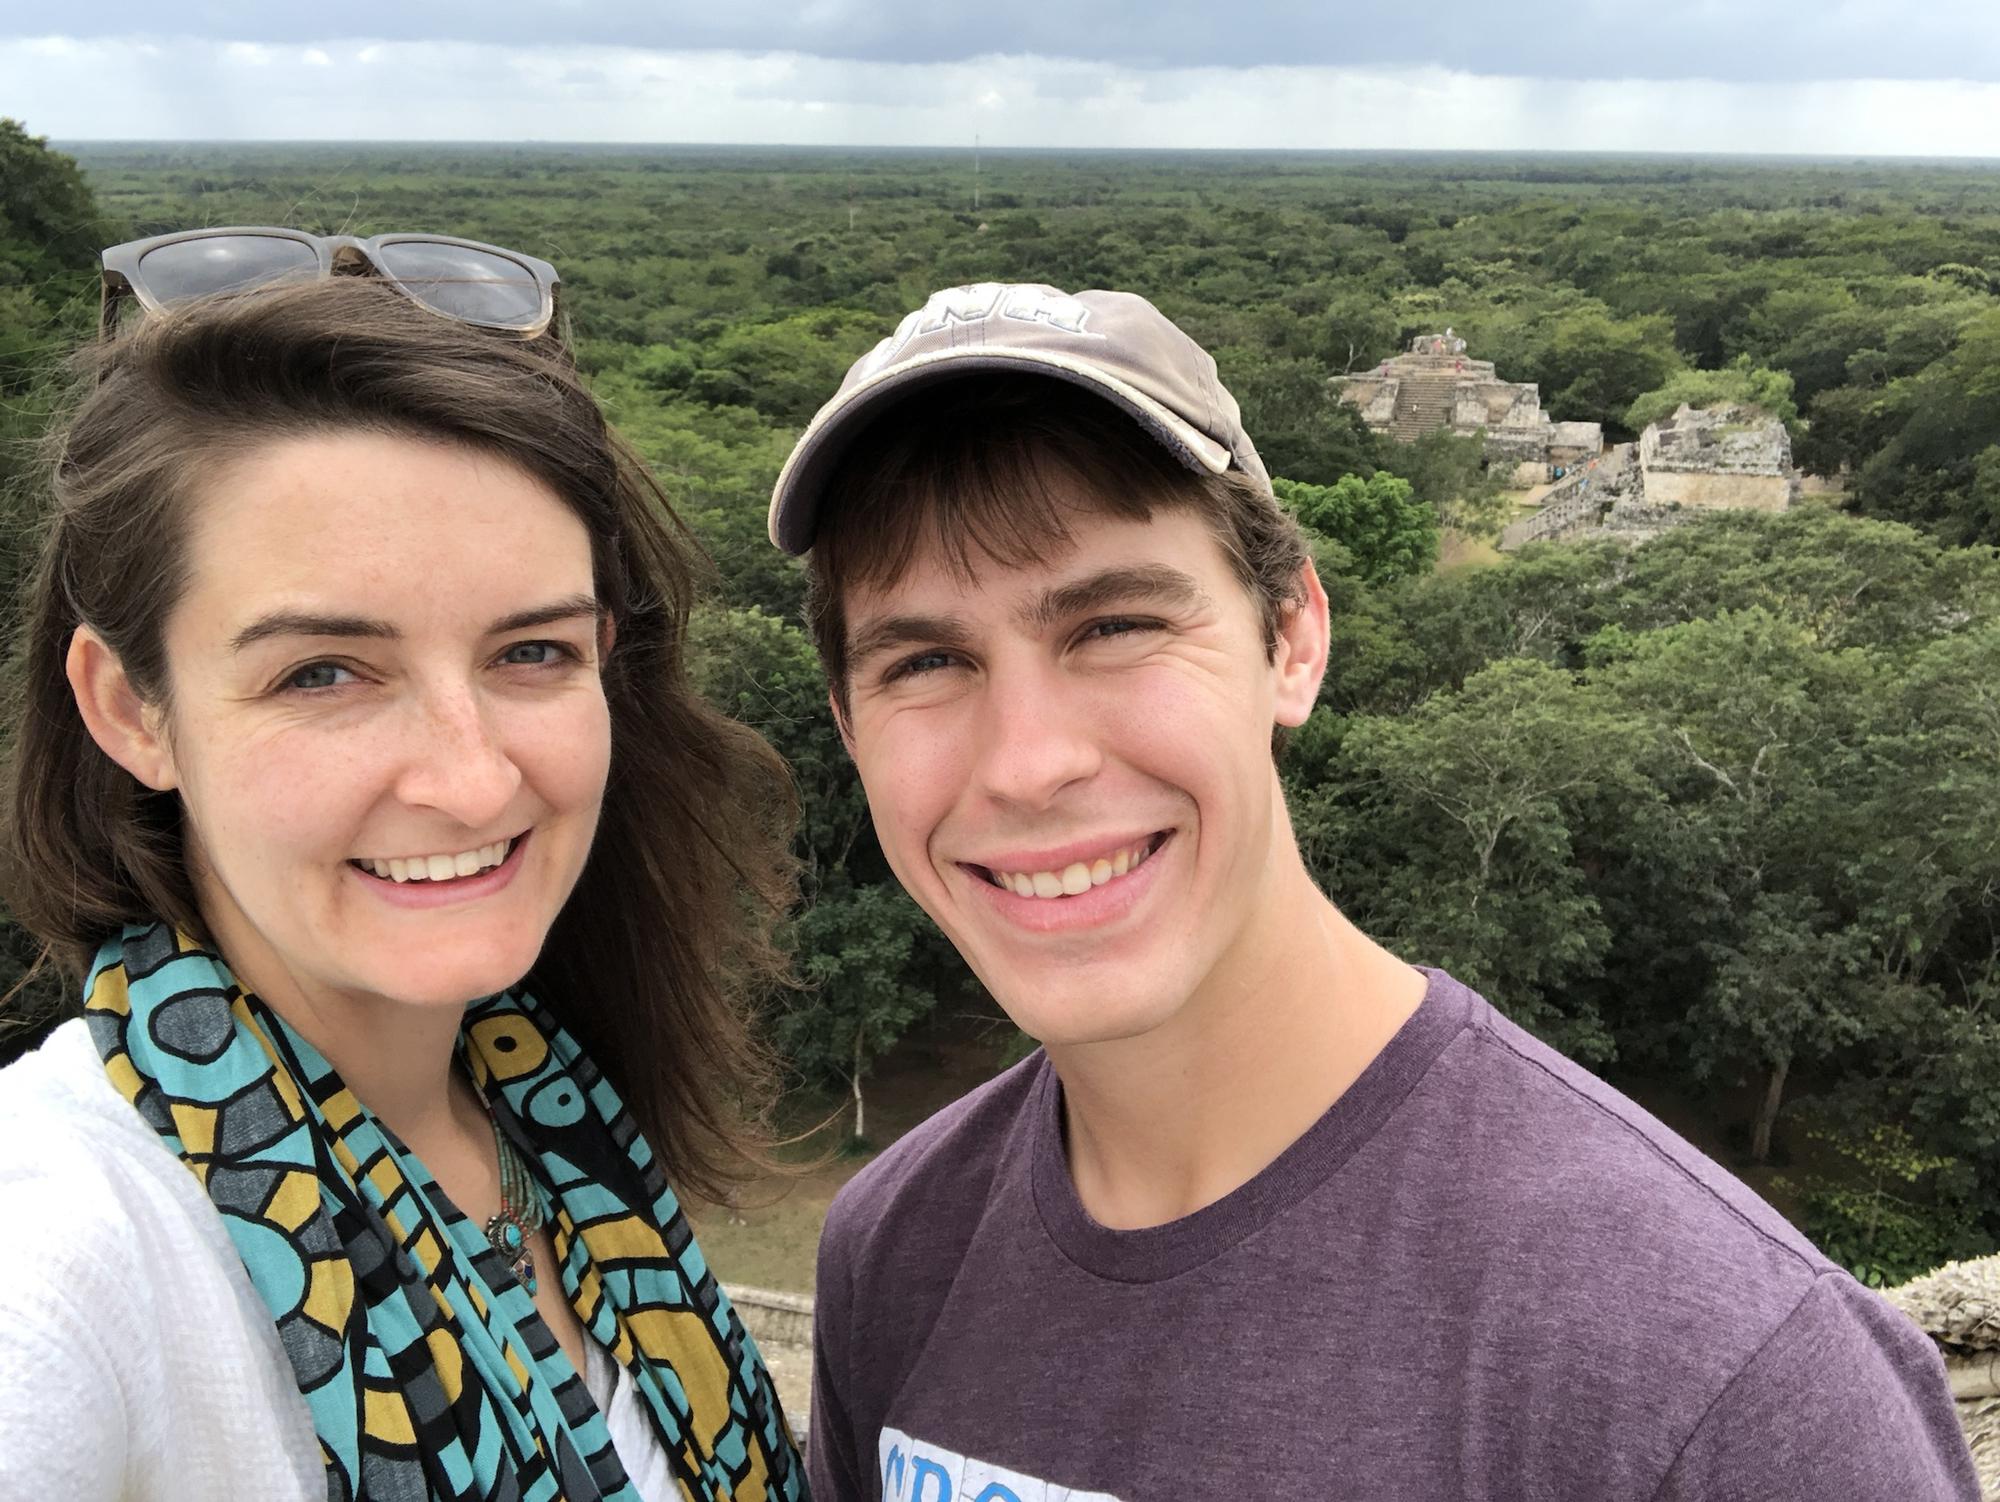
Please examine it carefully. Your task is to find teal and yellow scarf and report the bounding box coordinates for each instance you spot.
[86,921,804,1502]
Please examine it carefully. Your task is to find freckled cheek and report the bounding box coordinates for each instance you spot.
[525,699,613,812]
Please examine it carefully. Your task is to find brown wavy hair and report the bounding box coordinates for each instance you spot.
[1,277,797,1199]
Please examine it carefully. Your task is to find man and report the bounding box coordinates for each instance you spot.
[766,283,1977,1500]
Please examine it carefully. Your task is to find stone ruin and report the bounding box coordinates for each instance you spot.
[1333,332,1603,476]
[1500,404,1798,550]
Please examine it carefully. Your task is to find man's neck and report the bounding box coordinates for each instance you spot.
[1047,859,1426,1232]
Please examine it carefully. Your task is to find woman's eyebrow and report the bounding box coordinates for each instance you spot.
[487,595,604,634]
[1020,564,1212,633]
[228,595,602,651]
[229,612,396,651]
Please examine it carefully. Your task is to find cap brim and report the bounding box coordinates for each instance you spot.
[766,346,1234,555]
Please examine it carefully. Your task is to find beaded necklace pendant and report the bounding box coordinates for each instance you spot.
[484,1105,545,1296]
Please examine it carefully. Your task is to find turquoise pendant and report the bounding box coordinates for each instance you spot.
[484,1209,537,1293]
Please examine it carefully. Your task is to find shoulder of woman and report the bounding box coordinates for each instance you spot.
[0,1021,162,1494]
[0,1017,194,1305]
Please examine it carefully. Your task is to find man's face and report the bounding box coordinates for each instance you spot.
[840,502,1325,1049]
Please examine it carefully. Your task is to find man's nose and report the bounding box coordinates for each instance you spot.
[972,661,1102,810]
[391,682,522,829]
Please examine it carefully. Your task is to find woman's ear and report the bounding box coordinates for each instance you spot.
[65,626,178,791]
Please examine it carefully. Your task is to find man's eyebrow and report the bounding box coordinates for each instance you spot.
[229,594,602,652]
[846,613,976,671]
[1021,564,1213,633]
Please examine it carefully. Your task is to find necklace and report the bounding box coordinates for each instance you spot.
[483,1103,546,1296]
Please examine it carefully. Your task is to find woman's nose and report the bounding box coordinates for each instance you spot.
[391,683,523,827]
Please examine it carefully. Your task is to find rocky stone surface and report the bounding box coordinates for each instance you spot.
[1502,405,1799,550]
[1333,336,1603,469]
[1888,1256,2000,1499]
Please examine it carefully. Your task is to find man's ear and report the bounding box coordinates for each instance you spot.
[1272,558,1331,729]
[829,690,857,758]
[65,626,178,792]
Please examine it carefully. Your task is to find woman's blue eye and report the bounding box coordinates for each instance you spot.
[502,641,566,666]
[285,662,351,691]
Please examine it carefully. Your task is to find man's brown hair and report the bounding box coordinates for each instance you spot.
[806,375,1310,714]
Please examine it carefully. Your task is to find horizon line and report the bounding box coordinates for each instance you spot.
[44,138,2000,166]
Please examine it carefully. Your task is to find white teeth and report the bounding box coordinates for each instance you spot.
[992,839,1160,900]
[359,839,512,883]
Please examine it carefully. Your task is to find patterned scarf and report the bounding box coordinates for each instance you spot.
[86,922,805,1502]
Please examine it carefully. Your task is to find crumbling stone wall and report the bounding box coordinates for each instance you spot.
[1640,403,1792,476]
[1334,339,1602,469]
[1641,472,1792,512]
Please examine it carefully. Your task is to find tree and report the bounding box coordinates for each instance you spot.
[1375,427,1510,538]
[1623,356,1800,434]
[1218,351,1380,485]
[1850,305,2000,546]
[772,878,934,1146]
[1306,659,1654,1062]
[0,119,102,291]
[1273,472,1437,587]
[1593,610,1884,1161]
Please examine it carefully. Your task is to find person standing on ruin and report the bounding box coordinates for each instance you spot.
[768,281,1980,1501]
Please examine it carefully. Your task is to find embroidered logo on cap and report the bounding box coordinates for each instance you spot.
[859,283,1100,380]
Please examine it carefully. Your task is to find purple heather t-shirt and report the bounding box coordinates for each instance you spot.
[808,971,1977,1501]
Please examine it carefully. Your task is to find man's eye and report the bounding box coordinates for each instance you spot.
[1082,618,1156,642]
[283,661,353,692]
[887,650,958,681]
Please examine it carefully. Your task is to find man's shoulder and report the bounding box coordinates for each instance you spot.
[1404,979,1866,1405]
[823,1047,1046,1255]
[1447,992,1824,1284]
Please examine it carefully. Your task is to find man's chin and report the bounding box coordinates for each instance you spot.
[998,997,1184,1054]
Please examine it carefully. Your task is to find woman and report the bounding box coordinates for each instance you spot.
[0,231,807,1500]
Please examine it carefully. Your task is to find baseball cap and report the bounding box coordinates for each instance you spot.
[766,282,1271,555]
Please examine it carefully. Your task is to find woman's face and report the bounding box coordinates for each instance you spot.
[146,430,612,1015]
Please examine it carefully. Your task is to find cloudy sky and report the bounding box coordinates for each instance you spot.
[5,3,1999,155]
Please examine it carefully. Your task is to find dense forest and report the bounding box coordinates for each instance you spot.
[4,124,1999,1284]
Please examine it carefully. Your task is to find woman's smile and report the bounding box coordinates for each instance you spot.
[348,829,532,908]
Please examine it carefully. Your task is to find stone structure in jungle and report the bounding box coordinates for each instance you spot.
[1333,332,1603,476]
[1499,404,1799,550]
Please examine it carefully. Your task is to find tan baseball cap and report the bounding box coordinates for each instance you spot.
[766,281,1271,555]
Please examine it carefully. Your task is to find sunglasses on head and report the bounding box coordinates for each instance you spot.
[99,227,562,339]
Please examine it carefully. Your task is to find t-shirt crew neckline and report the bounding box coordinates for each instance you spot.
[1028,968,1476,1284]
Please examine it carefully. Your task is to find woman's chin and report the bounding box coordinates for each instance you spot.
[361,945,541,1010]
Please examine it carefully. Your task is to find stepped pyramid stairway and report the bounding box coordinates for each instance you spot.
[1388,367,1459,441]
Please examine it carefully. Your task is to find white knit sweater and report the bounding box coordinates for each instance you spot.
[0,1019,677,1501]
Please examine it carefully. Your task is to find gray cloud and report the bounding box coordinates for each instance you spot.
[10,2,1999,82]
